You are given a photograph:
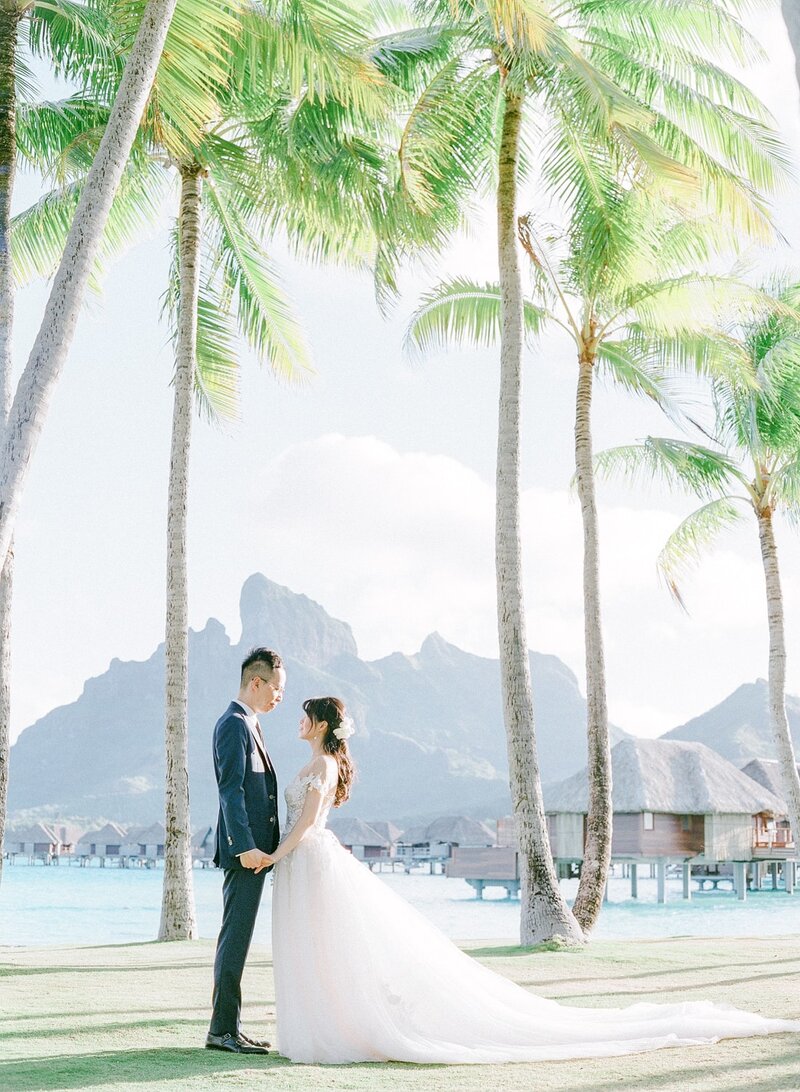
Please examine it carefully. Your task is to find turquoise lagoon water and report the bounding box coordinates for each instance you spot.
[2,862,799,948]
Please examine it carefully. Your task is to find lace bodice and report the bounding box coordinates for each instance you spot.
[283,767,335,834]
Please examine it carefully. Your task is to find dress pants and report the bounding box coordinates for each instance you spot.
[209,866,267,1035]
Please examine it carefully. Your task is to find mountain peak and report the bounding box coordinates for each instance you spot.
[238,574,357,668]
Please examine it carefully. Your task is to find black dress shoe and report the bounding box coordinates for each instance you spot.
[205,1032,271,1055]
[238,1032,273,1049]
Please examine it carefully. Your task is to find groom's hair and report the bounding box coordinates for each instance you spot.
[241,647,283,686]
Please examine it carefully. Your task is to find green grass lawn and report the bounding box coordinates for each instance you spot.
[1,936,799,1091]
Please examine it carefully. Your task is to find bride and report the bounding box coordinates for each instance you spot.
[264,696,799,1064]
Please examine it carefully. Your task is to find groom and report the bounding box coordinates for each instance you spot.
[206,647,286,1055]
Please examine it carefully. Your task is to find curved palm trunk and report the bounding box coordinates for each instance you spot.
[571,355,612,931]
[0,0,179,571]
[496,88,583,947]
[782,0,800,97]
[0,2,17,885]
[159,167,202,941]
[756,507,800,849]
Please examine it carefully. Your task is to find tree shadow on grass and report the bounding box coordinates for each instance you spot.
[573,1040,800,1092]
[0,1048,445,1090]
[0,1018,209,1042]
[465,944,584,959]
[542,966,800,1004]
[0,965,202,978]
[0,1005,212,1024]
[530,957,800,988]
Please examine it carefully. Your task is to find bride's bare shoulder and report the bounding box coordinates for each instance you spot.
[314,754,337,777]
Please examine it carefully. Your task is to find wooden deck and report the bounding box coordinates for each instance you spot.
[447,846,800,901]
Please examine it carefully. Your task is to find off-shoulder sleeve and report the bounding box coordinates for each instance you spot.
[298,768,333,795]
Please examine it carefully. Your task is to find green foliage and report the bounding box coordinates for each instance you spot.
[405,278,546,358]
[597,281,800,606]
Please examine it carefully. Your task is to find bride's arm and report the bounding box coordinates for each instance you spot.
[260,761,334,868]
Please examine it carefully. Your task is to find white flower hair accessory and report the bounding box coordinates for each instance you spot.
[333,714,355,741]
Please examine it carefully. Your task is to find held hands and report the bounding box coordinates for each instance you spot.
[239,848,272,872]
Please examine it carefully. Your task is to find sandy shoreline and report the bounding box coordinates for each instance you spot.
[1,935,799,1091]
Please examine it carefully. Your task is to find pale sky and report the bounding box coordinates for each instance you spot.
[8,5,800,745]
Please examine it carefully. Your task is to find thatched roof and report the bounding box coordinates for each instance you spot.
[51,823,88,846]
[125,823,166,845]
[367,820,402,844]
[426,816,496,845]
[399,816,496,846]
[8,822,58,844]
[77,822,128,844]
[192,825,214,850]
[398,824,430,845]
[543,738,786,816]
[741,759,800,809]
[328,817,389,847]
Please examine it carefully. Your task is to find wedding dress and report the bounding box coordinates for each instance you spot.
[271,769,799,1064]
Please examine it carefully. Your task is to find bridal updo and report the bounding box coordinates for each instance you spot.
[303,696,356,806]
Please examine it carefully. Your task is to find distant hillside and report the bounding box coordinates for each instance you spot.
[9,574,628,825]
[661,680,800,767]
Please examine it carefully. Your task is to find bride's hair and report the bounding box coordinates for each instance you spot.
[302,696,356,807]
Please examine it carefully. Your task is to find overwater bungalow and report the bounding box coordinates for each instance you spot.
[398,816,496,868]
[6,822,59,863]
[741,758,797,851]
[542,738,793,900]
[50,823,87,859]
[75,822,128,865]
[449,739,794,901]
[366,820,402,853]
[192,825,215,866]
[122,823,166,865]
[328,817,390,861]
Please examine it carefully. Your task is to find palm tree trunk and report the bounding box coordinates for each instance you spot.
[495,87,583,947]
[159,166,202,941]
[0,1,18,886]
[782,0,800,97]
[0,0,179,571]
[756,507,800,851]
[570,355,612,931]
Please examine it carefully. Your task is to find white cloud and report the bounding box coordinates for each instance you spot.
[251,434,800,738]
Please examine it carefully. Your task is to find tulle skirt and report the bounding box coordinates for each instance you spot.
[271,830,800,1064]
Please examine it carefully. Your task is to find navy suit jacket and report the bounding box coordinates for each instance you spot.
[212,702,280,871]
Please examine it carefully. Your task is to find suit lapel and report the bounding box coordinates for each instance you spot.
[250,723,270,769]
[231,701,274,777]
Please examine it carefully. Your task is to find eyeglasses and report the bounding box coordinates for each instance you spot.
[256,675,283,695]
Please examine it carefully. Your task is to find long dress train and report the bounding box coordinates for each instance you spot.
[271,770,800,1064]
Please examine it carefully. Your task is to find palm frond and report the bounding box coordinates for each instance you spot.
[205,175,312,381]
[398,59,497,214]
[193,287,241,422]
[11,160,170,287]
[594,436,741,497]
[28,0,115,83]
[658,495,746,608]
[771,454,800,521]
[16,96,112,183]
[405,277,546,359]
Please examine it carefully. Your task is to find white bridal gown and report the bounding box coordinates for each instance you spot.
[271,769,800,1065]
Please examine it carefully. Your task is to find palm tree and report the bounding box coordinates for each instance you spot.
[595,286,800,869]
[0,0,186,574]
[407,189,784,930]
[12,2,453,936]
[155,2,449,940]
[0,0,176,883]
[400,0,786,946]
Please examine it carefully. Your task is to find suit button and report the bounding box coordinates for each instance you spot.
[227,837,233,845]
[269,795,275,801]
[269,817,275,823]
